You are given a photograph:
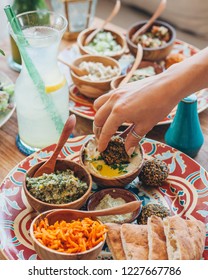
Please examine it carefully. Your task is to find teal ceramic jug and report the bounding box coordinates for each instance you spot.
[164,94,204,158]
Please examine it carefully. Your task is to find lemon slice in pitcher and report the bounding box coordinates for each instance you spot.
[45,77,66,93]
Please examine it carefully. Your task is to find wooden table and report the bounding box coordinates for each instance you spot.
[0,20,207,184]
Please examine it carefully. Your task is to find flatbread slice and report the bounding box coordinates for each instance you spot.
[105,223,126,260]
[186,219,206,260]
[147,215,168,260]
[121,223,148,260]
[163,215,195,260]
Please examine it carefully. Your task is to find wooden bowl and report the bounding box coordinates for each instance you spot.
[79,136,144,187]
[77,27,126,60]
[87,188,141,224]
[70,55,121,99]
[23,159,92,213]
[126,20,176,61]
[111,60,163,90]
[30,209,106,260]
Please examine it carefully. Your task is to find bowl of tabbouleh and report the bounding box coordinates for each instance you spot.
[80,135,144,187]
[23,159,92,213]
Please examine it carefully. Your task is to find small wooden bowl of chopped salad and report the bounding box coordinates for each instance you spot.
[77,27,126,60]
[126,20,176,61]
[23,159,92,213]
[30,209,107,260]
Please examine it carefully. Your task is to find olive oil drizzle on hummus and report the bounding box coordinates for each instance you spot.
[85,152,138,178]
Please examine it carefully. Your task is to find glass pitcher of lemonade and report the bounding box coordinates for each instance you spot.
[9,11,69,155]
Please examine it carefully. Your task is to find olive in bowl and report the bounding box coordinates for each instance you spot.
[87,188,141,224]
[79,135,144,187]
[126,20,176,61]
[70,54,121,99]
[30,209,107,260]
[23,159,92,213]
[77,27,126,60]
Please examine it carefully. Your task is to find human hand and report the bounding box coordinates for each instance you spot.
[93,73,180,155]
[94,46,208,154]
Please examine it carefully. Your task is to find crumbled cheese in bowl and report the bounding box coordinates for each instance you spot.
[95,193,133,223]
[79,61,120,81]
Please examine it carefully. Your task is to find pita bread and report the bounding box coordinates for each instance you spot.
[105,223,126,260]
[121,223,148,260]
[106,216,206,260]
[147,215,168,260]
[186,219,206,260]
[163,215,195,260]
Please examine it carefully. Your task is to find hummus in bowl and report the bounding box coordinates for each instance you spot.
[80,136,144,187]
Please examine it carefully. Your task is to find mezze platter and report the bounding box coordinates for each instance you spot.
[0,135,207,260]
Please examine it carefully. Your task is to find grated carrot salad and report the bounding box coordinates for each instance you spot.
[33,217,107,253]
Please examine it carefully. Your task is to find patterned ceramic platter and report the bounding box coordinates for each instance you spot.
[68,40,208,125]
[0,72,15,128]
[69,85,95,120]
[0,135,207,260]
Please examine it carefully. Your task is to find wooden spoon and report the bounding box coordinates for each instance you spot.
[58,58,88,76]
[45,200,142,224]
[118,44,143,87]
[114,44,143,136]
[33,114,76,177]
[84,0,121,45]
[131,0,167,43]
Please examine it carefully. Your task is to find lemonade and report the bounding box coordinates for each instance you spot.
[12,12,69,151]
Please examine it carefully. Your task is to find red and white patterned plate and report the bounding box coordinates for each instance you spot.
[68,40,208,125]
[0,135,207,260]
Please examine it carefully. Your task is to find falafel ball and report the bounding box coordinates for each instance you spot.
[139,158,169,187]
[100,135,130,165]
[137,203,171,225]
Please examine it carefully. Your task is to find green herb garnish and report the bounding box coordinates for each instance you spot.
[96,165,103,171]
[131,151,138,158]
[109,163,128,174]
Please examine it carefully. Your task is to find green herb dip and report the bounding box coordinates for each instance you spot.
[26,169,88,204]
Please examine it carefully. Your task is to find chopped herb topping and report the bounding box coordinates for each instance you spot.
[96,165,103,171]
[26,169,88,204]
